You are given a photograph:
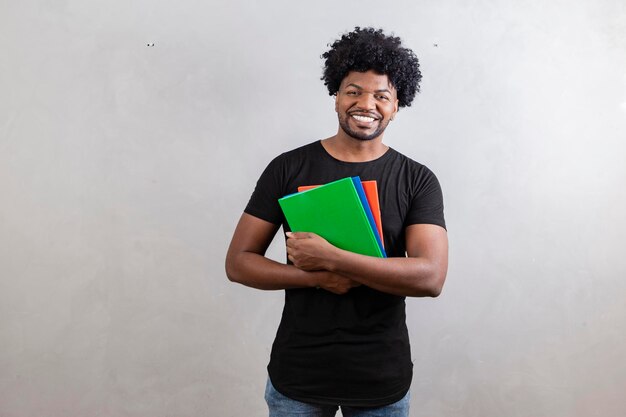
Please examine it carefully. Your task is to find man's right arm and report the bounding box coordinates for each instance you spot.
[225,213,359,294]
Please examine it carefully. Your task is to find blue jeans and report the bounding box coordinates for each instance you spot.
[264,378,410,417]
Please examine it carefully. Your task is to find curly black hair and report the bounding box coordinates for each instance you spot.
[321,27,421,108]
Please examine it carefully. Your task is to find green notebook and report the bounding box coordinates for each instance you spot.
[278,177,384,258]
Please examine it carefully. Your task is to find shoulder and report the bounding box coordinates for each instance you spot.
[255,140,324,191]
[280,140,322,160]
[386,147,441,186]
[247,142,320,224]
[266,141,322,168]
[387,149,446,229]
[274,140,322,159]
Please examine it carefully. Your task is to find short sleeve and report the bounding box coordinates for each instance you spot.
[244,155,286,225]
[404,167,446,230]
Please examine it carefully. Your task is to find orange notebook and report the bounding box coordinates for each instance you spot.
[298,180,384,248]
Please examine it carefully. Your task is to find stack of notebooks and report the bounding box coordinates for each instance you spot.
[278,177,386,258]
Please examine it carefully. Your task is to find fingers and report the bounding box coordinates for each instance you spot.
[287,248,317,271]
[285,231,314,239]
[326,282,359,295]
[314,272,361,295]
[285,234,301,250]
[285,233,325,271]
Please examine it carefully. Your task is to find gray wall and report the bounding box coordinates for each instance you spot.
[1,1,625,416]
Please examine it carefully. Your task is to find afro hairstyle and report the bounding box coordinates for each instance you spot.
[321,27,421,108]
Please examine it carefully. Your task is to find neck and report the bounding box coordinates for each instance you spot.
[321,133,389,163]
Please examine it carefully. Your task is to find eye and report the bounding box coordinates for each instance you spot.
[346,91,358,96]
[376,95,390,101]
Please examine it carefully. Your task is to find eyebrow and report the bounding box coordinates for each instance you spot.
[345,83,392,94]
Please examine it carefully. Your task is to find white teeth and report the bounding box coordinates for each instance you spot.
[352,115,375,122]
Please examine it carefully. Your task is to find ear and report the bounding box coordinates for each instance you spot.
[334,94,338,112]
[392,99,399,120]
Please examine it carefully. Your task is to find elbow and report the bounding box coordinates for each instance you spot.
[426,282,443,298]
[225,267,236,283]
[418,282,443,298]
[412,269,446,298]
[225,265,235,283]
[225,255,240,284]
[427,270,447,297]
[425,261,447,297]
[226,266,242,285]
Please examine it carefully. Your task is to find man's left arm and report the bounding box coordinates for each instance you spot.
[286,223,448,297]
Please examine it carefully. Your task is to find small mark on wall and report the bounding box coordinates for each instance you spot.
[147,43,155,47]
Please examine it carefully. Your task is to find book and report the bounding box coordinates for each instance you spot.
[360,181,384,248]
[350,177,386,256]
[298,179,384,248]
[279,177,385,258]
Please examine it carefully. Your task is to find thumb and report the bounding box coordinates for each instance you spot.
[286,232,313,239]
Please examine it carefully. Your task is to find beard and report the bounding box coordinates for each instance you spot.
[337,112,390,141]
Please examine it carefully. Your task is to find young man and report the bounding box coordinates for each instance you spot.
[226,27,448,417]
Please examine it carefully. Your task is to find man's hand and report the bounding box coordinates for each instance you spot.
[285,232,361,294]
[286,232,338,271]
[313,270,361,295]
[286,224,448,298]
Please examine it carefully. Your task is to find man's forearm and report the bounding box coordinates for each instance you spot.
[286,226,448,297]
[226,251,361,295]
[325,249,445,297]
[226,251,314,290]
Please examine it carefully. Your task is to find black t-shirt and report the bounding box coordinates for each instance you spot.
[245,140,445,407]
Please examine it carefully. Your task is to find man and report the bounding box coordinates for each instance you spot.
[226,27,448,417]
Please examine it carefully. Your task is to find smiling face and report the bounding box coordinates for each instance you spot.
[335,70,399,142]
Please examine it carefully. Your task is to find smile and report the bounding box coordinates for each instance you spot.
[351,114,377,123]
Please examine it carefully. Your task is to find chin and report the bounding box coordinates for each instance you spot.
[343,127,384,141]
[352,134,378,141]
[339,117,387,142]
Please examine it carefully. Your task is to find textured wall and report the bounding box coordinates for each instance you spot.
[1,1,625,416]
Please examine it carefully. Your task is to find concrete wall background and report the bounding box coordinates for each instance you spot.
[1,1,625,416]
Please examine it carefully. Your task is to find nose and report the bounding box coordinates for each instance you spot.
[356,92,376,110]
